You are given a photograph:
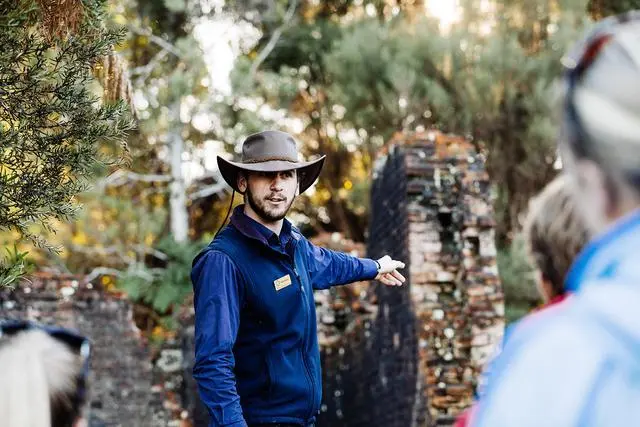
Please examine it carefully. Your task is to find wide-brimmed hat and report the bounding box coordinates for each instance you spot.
[217,130,325,194]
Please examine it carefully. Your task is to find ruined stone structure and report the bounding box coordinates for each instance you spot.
[318,130,504,427]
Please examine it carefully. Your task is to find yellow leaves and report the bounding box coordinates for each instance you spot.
[343,179,353,190]
[316,188,332,202]
[152,194,165,207]
[72,231,88,245]
[152,325,176,341]
[101,275,116,291]
[144,233,154,246]
[113,14,127,25]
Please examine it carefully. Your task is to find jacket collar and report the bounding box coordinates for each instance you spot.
[229,205,301,247]
[566,208,640,292]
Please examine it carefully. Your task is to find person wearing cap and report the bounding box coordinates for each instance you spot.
[191,130,406,427]
[470,11,640,427]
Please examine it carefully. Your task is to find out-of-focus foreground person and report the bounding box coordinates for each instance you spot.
[521,173,590,306]
[471,11,640,427]
[0,321,91,427]
[456,174,591,427]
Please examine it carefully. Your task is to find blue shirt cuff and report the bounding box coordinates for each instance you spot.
[361,258,379,280]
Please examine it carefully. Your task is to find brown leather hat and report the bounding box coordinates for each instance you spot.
[216,130,325,194]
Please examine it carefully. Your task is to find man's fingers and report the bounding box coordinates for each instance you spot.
[380,272,403,286]
[391,270,406,283]
[378,274,393,286]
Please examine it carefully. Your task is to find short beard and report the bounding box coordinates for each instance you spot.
[245,187,294,222]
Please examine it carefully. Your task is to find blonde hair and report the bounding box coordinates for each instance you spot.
[0,329,84,427]
[523,174,590,297]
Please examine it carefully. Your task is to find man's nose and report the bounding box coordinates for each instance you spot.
[270,176,283,191]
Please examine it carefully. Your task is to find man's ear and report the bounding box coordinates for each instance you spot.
[237,173,247,193]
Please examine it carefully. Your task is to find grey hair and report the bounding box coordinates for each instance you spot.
[570,17,640,185]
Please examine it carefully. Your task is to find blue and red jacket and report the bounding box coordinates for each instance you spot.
[191,206,378,426]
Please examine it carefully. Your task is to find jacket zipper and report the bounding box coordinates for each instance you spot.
[292,261,316,422]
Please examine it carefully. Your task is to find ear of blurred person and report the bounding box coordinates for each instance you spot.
[0,329,86,427]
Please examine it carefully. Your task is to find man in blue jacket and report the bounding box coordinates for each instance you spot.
[471,11,640,427]
[191,130,406,427]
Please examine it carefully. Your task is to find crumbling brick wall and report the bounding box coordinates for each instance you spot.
[0,273,186,427]
[318,130,504,427]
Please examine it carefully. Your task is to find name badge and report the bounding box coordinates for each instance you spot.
[274,274,292,291]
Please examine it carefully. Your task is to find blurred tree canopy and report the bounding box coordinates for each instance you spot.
[5,0,640,324]
[225,0,591,244]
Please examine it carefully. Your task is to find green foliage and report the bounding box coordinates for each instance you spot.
[224,0,593,243]
[0,245,33,288]
[118,235,203,315]
[497,235,541,324]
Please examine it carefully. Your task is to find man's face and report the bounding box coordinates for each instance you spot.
[239,170,298,222]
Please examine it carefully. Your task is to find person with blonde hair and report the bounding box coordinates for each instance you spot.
[0,320,91,427]
[456,174,590,427]
[522,173,591,305]
[472,10,640,427]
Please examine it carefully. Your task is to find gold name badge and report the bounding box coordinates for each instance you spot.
[274,274,292,291]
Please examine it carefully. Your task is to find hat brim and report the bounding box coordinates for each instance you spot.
[217,156,326,194]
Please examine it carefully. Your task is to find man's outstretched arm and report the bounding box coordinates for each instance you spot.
[304,240,405,290]
[191,251,247,427]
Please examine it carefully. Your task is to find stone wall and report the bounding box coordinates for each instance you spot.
[318,130,504,427]
[0,273,187,427]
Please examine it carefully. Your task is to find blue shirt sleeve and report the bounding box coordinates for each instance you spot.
[191,250,247,427]
[304,240,379,290]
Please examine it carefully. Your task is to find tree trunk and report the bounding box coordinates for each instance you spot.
[169,101,188,243]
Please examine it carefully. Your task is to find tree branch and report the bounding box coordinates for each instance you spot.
[100,169,173,188]
[83,265,164,285]
[70,243,168,264]
[130,48,169,80]
[127,25,183,58]
[248,0,298,81]
[83,267,125,284]
[188,181,228,201]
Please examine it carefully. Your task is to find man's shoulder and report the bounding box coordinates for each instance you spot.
[192,246,235,269]
[192,229,245,269]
